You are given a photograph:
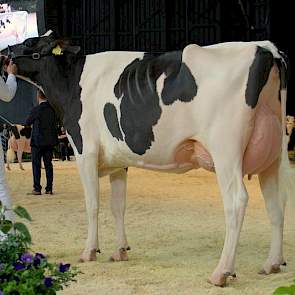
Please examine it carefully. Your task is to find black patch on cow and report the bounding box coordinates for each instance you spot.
[10,125,20,139]
[104,103,123,140]
[275,55,289,90]
[161,55,198,105]
[20,126,32,139]
[64,104,83,154]
[245,46,274,108]
[111,51,198,155]
[9,38,86,154]
[39,55,86,154]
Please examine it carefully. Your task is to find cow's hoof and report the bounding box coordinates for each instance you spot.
[208,271,236,287]
[208,272,231,287]
[6,167,11,171]
[258,264,281,275]
[78,248,98,262]
[20,166,25,170]
[207,276,227,287]
[109,248,129,262]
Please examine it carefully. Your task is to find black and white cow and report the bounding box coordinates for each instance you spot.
[6,32,294,287]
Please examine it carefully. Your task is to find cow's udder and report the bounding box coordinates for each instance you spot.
[175,103,282,176]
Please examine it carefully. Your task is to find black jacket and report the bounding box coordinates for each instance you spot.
[25,101,58,147]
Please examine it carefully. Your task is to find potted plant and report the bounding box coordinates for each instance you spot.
[0,201,80,295]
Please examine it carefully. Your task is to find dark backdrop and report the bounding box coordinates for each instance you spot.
[0,79,37,125]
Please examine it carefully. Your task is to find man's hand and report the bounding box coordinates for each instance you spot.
[6,60,17,75]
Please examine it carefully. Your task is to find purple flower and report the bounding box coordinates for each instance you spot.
[0,290,4,295]
[35,253,45,259]
[44,277,53,288]
[33,257,41,267]
[13,262,25,271]
[59,263,70,273]
[21,253,33,264]
[33,253,45,267]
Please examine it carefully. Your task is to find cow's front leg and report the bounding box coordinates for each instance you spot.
[109,169,130,262]
[208,157,248,287]
[76,153,100,262]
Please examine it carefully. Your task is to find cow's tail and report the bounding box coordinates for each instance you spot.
[6,148,16,164]
[277,54,295,213]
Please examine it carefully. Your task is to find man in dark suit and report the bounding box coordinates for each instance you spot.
[26,90,58,195]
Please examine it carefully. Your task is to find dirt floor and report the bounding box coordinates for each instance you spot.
[6,161,295,295]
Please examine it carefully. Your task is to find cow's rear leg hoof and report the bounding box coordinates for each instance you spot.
[20,165,24,170]
[6,166,11,171]
[258,264,281,275]
[78,248,98,262]
[109,248,129,262]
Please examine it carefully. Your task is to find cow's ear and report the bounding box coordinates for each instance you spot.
[63,45,81,55]
[54,39,81,55]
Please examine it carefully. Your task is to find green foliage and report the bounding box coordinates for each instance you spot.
[0,220,12,235]
[13,207,32,222]
[0,234,27,266]
[0,253,80,295]
[0,203,80,295]
[0,203,31,247]
[13,223,31,244]
[274,281,295,295]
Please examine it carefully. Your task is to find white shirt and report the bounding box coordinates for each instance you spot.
[0,72,17,223]
[0,74,17,102]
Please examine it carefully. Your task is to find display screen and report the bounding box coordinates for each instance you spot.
[0,1,38,51]
[0,1,38,124]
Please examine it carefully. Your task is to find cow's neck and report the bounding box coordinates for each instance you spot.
[36,55,86,121]
[35,54,86,154]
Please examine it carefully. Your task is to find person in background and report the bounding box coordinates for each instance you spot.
[1,124,9,163]
[25,90,58,195]
[58,126,70,161]
[0,56,17,221]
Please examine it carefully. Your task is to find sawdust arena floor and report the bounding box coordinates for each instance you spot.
[6,161,295,295]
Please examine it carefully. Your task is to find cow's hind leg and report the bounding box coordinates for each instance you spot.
[258,159,286,275]
[76,153,100,262]
[17,150,24,170]
[5,148,14,170]
[109,169,130,262]
[208,154,248,287]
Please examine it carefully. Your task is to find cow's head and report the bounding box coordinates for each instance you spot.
[2,31,81,83]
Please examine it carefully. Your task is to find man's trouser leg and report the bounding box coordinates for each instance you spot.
[43,147,53,192]
[32,146,42,192]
